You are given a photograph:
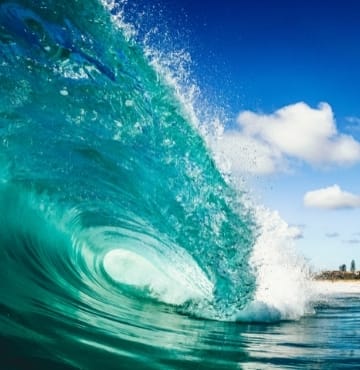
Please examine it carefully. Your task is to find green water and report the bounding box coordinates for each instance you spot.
[0,0,259,367]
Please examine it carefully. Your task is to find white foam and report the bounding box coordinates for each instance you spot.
[101,0,137,41]
[103,247,213,306]
[240,206,313,321]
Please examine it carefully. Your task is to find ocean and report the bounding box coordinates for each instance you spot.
[0,1,359,369]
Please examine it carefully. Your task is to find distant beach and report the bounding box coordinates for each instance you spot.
[312,270,360,296]
[313,280,360,297]
[314,270,360,281]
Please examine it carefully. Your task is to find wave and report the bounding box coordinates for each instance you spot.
[0,0,312,367]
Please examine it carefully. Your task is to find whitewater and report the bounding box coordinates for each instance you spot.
[0,1,359,369]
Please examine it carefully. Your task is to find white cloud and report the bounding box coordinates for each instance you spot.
[345,116,360,125]
[342,239,360,244]
[345,116,360,133]
[325,232,340,238]
[214,134,283,174]
[214,102,360,174]
[288,225,304,240]
[304,184,360,209]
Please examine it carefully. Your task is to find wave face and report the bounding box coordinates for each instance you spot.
[0,0,258,367]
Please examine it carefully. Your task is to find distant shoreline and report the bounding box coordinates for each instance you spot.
[314,271,360,281]
[315,279,360,283]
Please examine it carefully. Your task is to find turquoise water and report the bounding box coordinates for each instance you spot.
[0,1,359,369]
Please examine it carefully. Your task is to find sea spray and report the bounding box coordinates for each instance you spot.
[238,207,314,321]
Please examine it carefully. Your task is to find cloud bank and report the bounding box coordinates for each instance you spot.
[215,102,360,174]
[304,185,360,210]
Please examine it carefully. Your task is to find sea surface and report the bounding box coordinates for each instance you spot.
[0,1,359,369]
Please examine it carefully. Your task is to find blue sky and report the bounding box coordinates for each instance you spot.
[127,1,360,270]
